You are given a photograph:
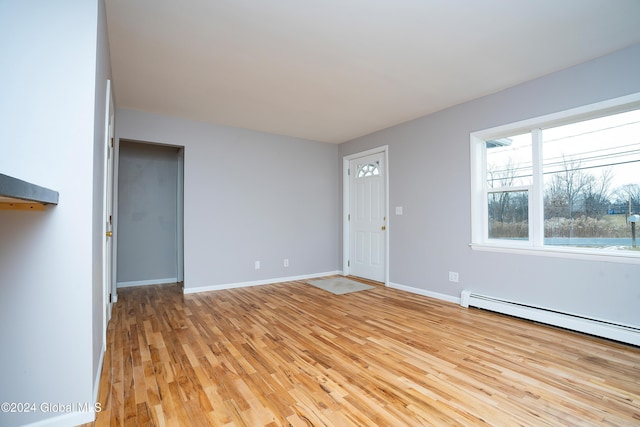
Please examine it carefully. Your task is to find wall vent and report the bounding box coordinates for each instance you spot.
[460,290,640,346]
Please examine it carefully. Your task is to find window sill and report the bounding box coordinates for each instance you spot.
[469,242,640,264]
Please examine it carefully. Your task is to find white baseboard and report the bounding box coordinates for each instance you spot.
[21,409,95,427]
[387,282,461,304]
[184,271,343,294]
[117,277,178,288]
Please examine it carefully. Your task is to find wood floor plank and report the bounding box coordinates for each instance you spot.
[80,278,640,426]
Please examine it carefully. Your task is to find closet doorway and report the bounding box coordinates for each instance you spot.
[116,140,184,289]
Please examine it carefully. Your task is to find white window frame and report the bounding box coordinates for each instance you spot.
[470,92,640,264]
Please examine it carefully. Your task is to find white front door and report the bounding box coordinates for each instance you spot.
[349,152,386,282]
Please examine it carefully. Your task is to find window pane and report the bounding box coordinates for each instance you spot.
[488,190,529,240]
[486,133,532,189]
[357,162,380,178]
[542,109,640,250]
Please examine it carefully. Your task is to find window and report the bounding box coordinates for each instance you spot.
[471,94,640,261]
[486,133,532,241]
[357,162,380,178]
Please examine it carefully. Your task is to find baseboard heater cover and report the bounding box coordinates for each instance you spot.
[460,290,640,346]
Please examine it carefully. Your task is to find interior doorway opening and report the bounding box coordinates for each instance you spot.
[114,140,184,292]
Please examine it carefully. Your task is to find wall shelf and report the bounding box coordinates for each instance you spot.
[0,173,59,211]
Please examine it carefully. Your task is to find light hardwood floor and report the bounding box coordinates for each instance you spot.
[82,278,640,426]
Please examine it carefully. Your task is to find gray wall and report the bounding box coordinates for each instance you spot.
[0,0,108,426]
[115,109,340,290]
[117,141,179,285]
[339,44,640,327]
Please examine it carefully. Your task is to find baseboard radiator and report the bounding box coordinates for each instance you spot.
[460,290,640,346]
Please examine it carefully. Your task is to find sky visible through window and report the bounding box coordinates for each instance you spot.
[487,109,640,193]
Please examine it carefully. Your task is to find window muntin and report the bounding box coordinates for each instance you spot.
[472,97,640,258]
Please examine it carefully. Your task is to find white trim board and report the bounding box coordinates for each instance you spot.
[117,277,178,288]
[387,282,461,304]
[21,410,95,427]
[184,271,342,294]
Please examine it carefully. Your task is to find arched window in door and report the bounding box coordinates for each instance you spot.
[357,162,380,178]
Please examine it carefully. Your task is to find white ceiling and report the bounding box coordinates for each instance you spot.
[105,0,640,144]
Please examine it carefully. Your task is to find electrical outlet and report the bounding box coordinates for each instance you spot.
[284,259,289,267]
[255,261,261,270]
[448,271,459,283]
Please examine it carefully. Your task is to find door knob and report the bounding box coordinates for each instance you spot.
[381,226,386,231]
[106,231,113,237]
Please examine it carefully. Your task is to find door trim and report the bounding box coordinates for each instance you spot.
[102,79,115,342]
[343,146,389,284]
[176,147,185,286]
[114,139,185,291]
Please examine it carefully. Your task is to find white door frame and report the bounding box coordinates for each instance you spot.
[102,80,115,341]
[343,146,389,284]
[114,139,185,291]
[176,147,185,286]
[111,136,120,304]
